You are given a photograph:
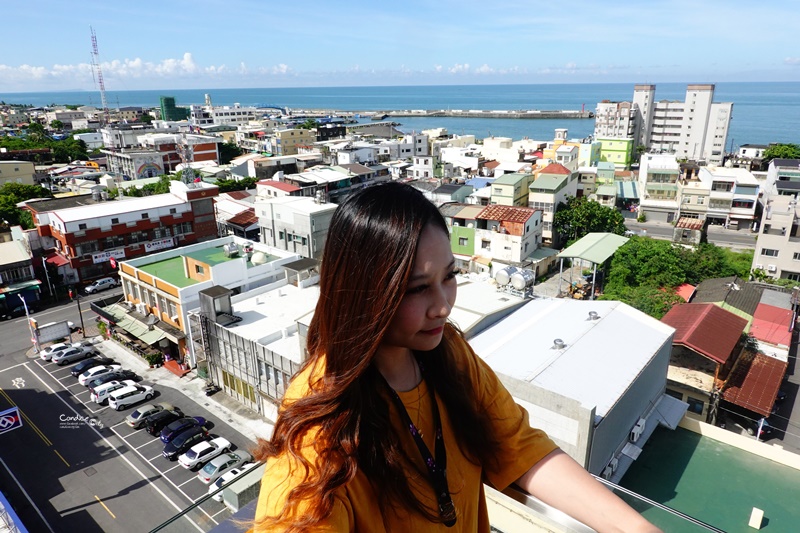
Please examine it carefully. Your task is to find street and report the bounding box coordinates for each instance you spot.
[624,219,758,251]
[0,293,256,532]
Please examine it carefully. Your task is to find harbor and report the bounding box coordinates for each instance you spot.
[287,108,593,121]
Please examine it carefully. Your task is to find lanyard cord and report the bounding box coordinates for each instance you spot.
[383,357,456,527]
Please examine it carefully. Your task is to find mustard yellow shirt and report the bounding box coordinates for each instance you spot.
[255,330,558,532]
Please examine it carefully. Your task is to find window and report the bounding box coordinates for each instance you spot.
[111,218,119,224]
[141,213,149,219]
[697,197,705,205]
[787,272,800,282]
[169,208,177,214]
[78,223,87,230]
[481,240,490,250]
[686,397,704,415]
[761,248,779,257]
[195,265,205,275]
[458,237,468,246]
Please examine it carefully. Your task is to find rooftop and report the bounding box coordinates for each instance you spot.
[538,163,571,175]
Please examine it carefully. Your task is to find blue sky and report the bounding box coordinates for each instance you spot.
[2,0,799,93]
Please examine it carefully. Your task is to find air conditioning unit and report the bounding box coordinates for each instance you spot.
[767,264,777,272]
[630,418,646,443]
[170,315,179,322]
[754,264,763,270]
[135,303,147,314]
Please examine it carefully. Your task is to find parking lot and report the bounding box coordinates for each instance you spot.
[33,351,255,529]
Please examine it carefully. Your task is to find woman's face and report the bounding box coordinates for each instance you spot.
[379,224,457,356]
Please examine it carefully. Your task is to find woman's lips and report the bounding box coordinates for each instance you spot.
[422,326,444,335]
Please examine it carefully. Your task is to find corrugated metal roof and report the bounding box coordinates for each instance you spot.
[675,217,704,230]
[616,180,639,199]
[595,184,616,196]
[723,353,787,417]
[750,303,793,347]
[661,303,748,365]
[557,233,629,264]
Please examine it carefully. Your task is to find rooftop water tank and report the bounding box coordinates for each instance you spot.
[495,266,518,286]
[510,269,536,290]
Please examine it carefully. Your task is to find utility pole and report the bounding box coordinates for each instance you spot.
[69,287,86,339]
[18,294,39,353]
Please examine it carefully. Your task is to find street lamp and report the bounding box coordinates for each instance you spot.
[18,294,39,353]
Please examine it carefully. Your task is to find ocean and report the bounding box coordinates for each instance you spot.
[2,82,798,147]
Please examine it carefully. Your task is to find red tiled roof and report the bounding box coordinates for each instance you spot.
[225,190,252,200]
[675,283,696,302]
[675,217,704,230]
[723,353,786,417]
[257,180,300,192]
[484,160,500,169]
[538,163,571,175]
[749,303,793,347]
[226,208,258,228]
[45,252,69,267]
[476,205,536,224]
[661,303,748,365]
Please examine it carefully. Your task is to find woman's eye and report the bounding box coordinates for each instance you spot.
[406,285,427,295]
[446,269,459,280]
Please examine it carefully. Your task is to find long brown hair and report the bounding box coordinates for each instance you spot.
[254,182,500,530]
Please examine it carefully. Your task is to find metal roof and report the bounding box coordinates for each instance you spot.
[557,233,629,265]
[660,303,748,365]
[722,353,787,417]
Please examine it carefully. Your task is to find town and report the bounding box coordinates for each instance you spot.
[1,82,799,532]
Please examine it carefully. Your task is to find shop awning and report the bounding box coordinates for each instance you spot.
[45,252,70,267]
[616,181,639,200]
[115,313,166,345]
[0,279,42,300]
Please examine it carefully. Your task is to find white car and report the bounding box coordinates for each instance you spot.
[208,461,259,501]
[90,380,137,405]
[84,277,119,294]
[40,342,75,362]
[78,364,122,386]
[197,450,252,484]
[108,384,155,411]
[178,437,231,470]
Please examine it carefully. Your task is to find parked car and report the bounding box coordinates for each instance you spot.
[40,342,76,362]
[86,370,138,390]
[178,437,231,469]
[53,345,94,365]
[145,409,185,436]
[197,451,252,484]
[719,407,775,440]
[90,380,137,405]
[84,277,119,294]
[70,356,115,377]
[1,304,38,320]
[160,416,207,444]
[126,403,176,429]
[78,364,122,385]
[162,427,210,461]
[108,384,155,411]
[208,462,259,501]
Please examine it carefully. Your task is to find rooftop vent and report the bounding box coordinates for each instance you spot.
[552,338,566,350]
[588,311,600,321]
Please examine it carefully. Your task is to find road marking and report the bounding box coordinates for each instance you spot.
[53,449,70,467]
[0,362,30,374]
[135,439,159,450]
[0,457,56,533]
[23,366,206,532]
[162,464,183,474]
[210,507,228,518]
[178,477,198,488]
[110,421,128,429]
[148,453,163,461]
[94,495,116,519]
[0,389,52,446]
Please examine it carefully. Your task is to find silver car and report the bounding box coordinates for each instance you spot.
[125,402,176,429]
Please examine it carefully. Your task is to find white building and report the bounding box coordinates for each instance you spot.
[594,101,636,139]
[752,194,800,280]
[638,153,681,223]
[697,166,759,227]
[190,103,261,127]
[255,195,337,259]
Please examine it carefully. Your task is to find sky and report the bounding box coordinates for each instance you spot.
[2,0,800,93]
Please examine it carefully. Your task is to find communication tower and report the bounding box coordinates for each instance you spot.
[90,26,111,126]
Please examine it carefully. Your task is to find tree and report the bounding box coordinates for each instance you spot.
[553,196,626,244]
[678,243,739,285]
[763,143,800,163]
[298,118,318,130]
[606,238,686,292]
[50,119,64,130]
[139,113,155,124]
[219,140,243,165]
[599,285,685,320]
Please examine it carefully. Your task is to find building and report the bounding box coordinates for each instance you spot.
[0,240,41,313]
[255,195,337,259]
[633,84,732,165]
[596,138,634,169]
[0,160,35,186]
[26,181,219,285]
[528,163,577,245]
[752,194,800,280]
[594,101,636,139]
[101,236,299,369]
[190,103,260,127]
[489,172,534,206]
[160,96,190,121]
[638,153,681,223]
[697,166,759,228]
[764,158,800,197]
[269,129,316,156]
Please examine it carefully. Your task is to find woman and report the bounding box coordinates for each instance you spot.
[254,182,660,532]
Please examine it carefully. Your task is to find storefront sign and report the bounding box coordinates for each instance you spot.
[92,249,126,265]
[145,237,176,253]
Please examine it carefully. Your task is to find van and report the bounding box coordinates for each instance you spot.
[84,277,119,294]
[90,379,136,404]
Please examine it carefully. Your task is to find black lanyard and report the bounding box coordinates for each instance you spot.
[383,358,456,527]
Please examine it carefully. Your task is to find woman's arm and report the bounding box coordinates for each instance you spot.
[515,449,663,533]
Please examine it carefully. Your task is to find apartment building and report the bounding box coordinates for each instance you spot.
[594,101,636,139]
[765,158,800,197]
[752,194,800,280]
[528,163,577,245]
[0,240,41,314]
[0,161,35,186]
[638,153,681,223]
[697,166,759,228]
[190,103,260,127]
[269,128,316,156]
[255,195,337,259]
[596,138,634,169]
[489,172,534,206]
[27,181,219,284]
[101,236,299,368]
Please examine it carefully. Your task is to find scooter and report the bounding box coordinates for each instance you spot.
[204,382,221,396]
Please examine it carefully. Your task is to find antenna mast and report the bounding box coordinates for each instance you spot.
[90,26,111,126]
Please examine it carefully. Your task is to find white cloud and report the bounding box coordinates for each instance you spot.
[785,57,800,65]
[448,63,470,74]
[474,64,494,74]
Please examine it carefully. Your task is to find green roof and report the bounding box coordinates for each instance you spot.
[558,233,630,264]
[596,184,616,196]
[530,174,568,191]
[185,247,236,267]
[494,172,532,185]
[138,256,198,288]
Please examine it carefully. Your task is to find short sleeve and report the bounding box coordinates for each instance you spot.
[450,332,559,491]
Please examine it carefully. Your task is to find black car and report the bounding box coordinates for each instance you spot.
[719,406,774,440]
[160,416,207,444]
[162,427,210,461]
[70,357,115,377]
[87,370,138,389]
[146,410,184,436]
